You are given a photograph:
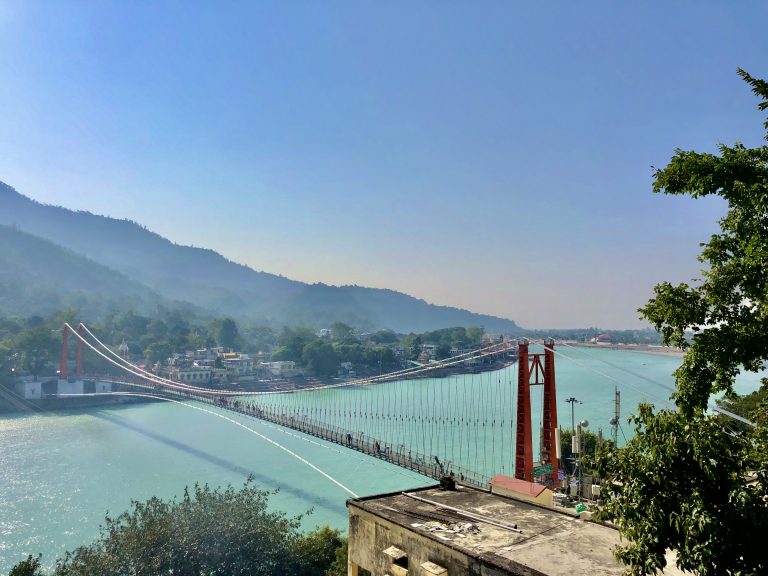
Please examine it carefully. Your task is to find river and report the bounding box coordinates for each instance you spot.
[0,346,762,572]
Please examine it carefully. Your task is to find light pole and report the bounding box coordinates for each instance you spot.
[577,419,589,501]
[565,397,581,433]
[565,397,581,496]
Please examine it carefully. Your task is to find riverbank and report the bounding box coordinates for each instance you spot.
[0,390,157,415]
[560,341,684,357]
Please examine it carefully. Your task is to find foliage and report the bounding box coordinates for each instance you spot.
[213,317,240,350]
[302,340,339,377]
[717,386,768,431]
[291,526,346,576]
[14,327,58,379]
[559,427,600,473]
[593,70,768,576]
[523,327,663,345]
[273,326,317,363]
[50,480,345,576]
[8,555,43,576]
[369,329,398,344]
[419,326,483,349]
[330,322,356,344]
[594,405,767,575]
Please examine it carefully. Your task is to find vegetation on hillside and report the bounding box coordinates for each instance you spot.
[6,480,347,576]
[0,307,496,386]
[592,70,768,576]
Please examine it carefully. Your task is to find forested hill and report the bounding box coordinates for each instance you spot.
[0,181,521,333]
[0,224,183,318]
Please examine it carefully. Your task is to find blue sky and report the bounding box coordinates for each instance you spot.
[1,1,766,328]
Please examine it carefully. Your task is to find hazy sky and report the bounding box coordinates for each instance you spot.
[1,2,766,329]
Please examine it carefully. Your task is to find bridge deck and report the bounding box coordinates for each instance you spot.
[207,395,491,490]
[77,378,493,489]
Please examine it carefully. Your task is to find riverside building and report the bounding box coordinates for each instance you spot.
[346,483,687,576]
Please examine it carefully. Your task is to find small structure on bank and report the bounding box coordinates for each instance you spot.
[489,475,553,508]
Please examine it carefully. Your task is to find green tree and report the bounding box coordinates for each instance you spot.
[324,538,348,576]
[593,70,768,576]
[53,480,344,576]
[465,327,484,346]
[8,555,44,576]
[302,340,339,377]
[370,329,398,345]
[435,343,452,360]
[559,428,600,473]
[273,327,317,363]
[214,318,240,350]
[15,327,58,380]
[241,323,277,354]
[402,334,422,361]
[143,341,172,365]
[291,527,346,576]
[330,322,356,344]
[717,386,768,431]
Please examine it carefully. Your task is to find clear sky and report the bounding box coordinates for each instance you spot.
[1,1,766,329]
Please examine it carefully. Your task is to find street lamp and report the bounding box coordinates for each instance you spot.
[565,397,581,433]
[564,397,582,488]
[576,419,589,500]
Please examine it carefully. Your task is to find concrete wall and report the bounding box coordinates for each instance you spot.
[349,506,470,576]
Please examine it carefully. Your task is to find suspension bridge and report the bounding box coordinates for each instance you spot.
[46,322,751,497]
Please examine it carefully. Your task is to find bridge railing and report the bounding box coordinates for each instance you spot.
[95,376,493,490]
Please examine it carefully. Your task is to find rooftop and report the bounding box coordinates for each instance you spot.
[349,485,686,576]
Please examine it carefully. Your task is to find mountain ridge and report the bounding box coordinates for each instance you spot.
[0,181,521,333]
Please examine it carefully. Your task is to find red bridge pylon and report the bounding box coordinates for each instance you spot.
[59,323,84,379]
[515,338,559,486]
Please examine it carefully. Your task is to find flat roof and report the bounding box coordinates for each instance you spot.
[490,475,549,497]
[349,485,686,576]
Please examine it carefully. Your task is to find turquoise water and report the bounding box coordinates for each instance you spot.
[1,346,762,572]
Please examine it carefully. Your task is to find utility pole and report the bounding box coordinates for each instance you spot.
[564,397,581,494]
[565,397,581,433]
[609,387,620,446]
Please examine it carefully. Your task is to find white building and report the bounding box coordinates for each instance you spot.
[15,380,42,400]
[169,367,212,383]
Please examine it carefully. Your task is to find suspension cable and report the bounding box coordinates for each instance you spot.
[550,340,755,427]
[60,391,359,497]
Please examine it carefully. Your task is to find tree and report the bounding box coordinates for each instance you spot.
[402,334,422,361]
[14,327,58,380]
[8,555,43,576]
[330,322,356,344]
[302,340,339,377]
[214,318,240,350]
[52,479,344,576]
[593,70,768,576]
[143,341,172,365]
[291,526,346,576]
[435,343,452,360]
[273,327,317,363]
[559,428,600,473]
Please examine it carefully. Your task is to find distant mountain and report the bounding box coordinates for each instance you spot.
[0,224,177,318]
[0,181,521,333]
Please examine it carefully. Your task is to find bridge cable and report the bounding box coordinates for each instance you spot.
[61,392,359,497]
[553,341,755,427]
[79,322,515,395]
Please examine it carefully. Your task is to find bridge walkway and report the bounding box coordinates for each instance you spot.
[142,385,492,490]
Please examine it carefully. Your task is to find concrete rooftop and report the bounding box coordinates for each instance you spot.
[349,485,686,576]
